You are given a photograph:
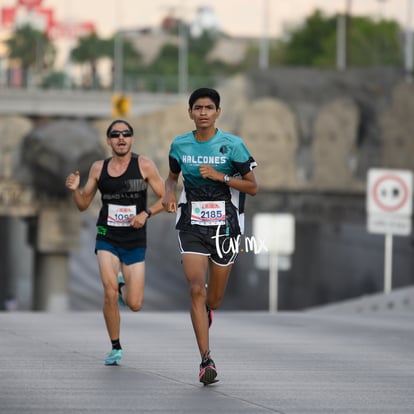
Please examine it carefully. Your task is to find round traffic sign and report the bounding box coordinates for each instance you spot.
[372,174,409,212]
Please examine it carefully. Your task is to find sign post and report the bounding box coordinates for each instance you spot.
[366,168,413,293]
[253,213,295,312]
[384,233,393,294]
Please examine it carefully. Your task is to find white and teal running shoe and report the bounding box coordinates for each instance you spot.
[105,349,123,365]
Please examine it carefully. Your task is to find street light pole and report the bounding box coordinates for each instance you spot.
[64,0,73,89]
[259,0,270,70]
[336,12,347,70]
[376,0,388,20]
[178,0,188,94]
[336,0,352,70]
[113,0,123,92]
[405,0,413,81]
[114,31,123,92]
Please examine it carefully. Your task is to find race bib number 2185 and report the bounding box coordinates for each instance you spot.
[191,201,226,226]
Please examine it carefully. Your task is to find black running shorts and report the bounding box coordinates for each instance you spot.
[178,230,238,266]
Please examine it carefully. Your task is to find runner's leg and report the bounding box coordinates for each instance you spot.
[206,262,232,310]
[120,261,145,312]
[182,253,210,358]
[97,250,121,341]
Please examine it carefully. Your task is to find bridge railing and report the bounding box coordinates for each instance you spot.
[0,67,222,95]
[0,88,186,118]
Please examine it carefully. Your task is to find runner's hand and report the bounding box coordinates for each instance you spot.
[66,171,80,191]
[199,164,221,181]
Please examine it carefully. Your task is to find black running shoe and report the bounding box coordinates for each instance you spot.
[199,357,218,385]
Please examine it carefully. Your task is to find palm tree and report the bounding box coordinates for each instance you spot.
[6,24,56,87]
[71,33,112,89]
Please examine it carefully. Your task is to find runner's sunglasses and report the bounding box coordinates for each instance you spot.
[109,130,133,138]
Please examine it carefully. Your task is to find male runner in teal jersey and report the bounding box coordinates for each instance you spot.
[163,88,258,385]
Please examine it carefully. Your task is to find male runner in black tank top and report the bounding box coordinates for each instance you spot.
[66,119,165,365]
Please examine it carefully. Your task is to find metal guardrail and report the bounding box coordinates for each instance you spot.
[307,286,414,314]
[0,89,186,118]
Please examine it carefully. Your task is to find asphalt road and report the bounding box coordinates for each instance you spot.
[1,309,413,413]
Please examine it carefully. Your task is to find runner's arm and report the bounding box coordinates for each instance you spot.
[163,171,179,213]
[65,161,101,211]
[139,155,165,217]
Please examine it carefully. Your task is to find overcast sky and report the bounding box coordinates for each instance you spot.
[0,0,410,38]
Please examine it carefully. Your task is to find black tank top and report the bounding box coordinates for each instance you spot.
[96,153,148,248]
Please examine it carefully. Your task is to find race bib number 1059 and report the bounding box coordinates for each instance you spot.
[191,201,226,226]
[107,204,136,227]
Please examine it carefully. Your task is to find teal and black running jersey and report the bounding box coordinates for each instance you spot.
[168,129,257,236]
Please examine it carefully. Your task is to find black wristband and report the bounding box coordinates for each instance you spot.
[145,208,152,218]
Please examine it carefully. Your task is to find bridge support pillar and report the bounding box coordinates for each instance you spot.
[33,253,69,311]
[29,206,80,311]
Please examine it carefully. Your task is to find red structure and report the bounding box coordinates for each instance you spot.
[18,0,43,8]
[1,0,95,38]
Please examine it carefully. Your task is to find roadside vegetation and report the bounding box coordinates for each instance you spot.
[3,10,405,92]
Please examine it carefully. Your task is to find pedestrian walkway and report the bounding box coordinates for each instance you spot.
[1,309,413,413]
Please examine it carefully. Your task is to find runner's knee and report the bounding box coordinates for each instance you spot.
[189,283,206,301]
[127,298,143,312]
[103,286,118,305]
[207,296,222,310]
[128,303,143,312]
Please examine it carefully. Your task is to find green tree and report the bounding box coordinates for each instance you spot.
[142,30,220,92]
[71,33,112,89]
[108,36,143,90]
[6,24,56,87]
[281,10,337,66]
[121,39,143,74]
[144,43,180,91]
[274,10,403,68]
[40,71,71,89]
[188,32,216,75]
[347,17,402,66]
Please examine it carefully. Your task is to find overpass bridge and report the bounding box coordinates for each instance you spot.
[0,88,186,118]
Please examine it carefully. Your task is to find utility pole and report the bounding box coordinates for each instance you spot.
[376,0,388,20]
[259,0,270,70]
[405,0,413,81]
[336,0,352,70]
[178,0,188,95]
[114,31,123,92]
[113,0,123,92]
[64,1,72,89]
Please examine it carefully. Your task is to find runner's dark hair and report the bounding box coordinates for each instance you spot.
[188,88,220,109]
[106,119,134,137]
